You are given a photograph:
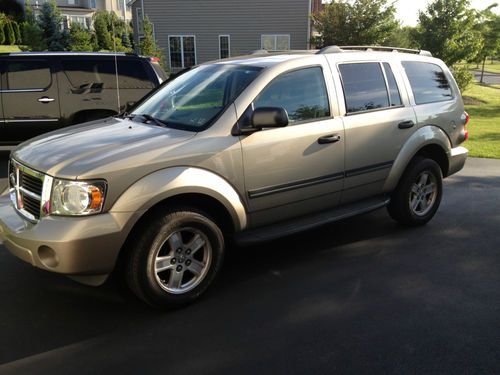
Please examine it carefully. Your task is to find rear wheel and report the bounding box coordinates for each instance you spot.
[125,207,225,308]
[388,157,443,226]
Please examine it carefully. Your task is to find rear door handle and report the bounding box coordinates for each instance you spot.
[318,134,341,144]
[38,97,55,103]
[398,120,415,129]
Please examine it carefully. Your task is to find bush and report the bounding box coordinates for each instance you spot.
[68,24,93,51]
[21,22,46,51]
[5,20,16,45]
[452,65,474,93]
[0,21,4,45]
[12,20,21,44]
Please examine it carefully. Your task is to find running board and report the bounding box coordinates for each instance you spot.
[235,196,390,245]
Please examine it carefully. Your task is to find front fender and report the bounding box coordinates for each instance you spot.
[383,125,451,192]
[110,167,248,231]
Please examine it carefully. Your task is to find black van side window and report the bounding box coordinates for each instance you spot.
[7,60,51,90]
[62,59,154,90]
[402,61,453,104]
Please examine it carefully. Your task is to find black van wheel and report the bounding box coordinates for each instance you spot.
[388,157,443,226]
[125,207,225,309]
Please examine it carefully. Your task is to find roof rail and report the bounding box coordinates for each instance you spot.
[317,45,432,57]
[250,49,269,55]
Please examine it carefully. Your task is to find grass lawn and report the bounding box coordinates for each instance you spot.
[0,45,22,52]
[462,83,500,159]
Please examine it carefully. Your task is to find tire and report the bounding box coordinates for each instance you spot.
[125,206,225,308]
[387,157,443,226]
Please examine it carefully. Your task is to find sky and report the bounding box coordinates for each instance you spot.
[395,0,500,26]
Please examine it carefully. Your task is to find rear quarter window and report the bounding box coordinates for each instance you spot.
[402,61,453,104]
[6,60,51,90]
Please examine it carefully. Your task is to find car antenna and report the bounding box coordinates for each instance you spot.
[112,19,121,114]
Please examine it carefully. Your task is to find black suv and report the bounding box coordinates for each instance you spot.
[0,52,166,146]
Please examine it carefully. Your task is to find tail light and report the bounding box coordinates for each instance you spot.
[150,57,160,63]
[463,111,469,141]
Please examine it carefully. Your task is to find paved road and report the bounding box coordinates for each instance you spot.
[472,69,500,85]
[0,156,499,374]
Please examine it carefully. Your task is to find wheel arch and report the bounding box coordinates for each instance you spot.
[384,125,451,192]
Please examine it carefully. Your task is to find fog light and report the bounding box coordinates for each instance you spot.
[38,246,59,268]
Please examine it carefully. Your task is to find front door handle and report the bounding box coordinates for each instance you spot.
[398,120,415,129]
[38,97,55,103]
[318,134,341,144]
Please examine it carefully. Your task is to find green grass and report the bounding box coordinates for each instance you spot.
[0,45,22,52]
[462,83,500,159]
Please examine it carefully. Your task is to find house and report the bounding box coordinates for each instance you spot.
[19,0,131,29]
[131,0,323,72]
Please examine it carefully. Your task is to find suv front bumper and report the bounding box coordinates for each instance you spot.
[0,194,141,284]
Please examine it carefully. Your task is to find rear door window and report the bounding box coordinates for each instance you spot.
[402,61,453,104]
[6,60,51,90]
[338,62,390,114]
[382,62,402,107]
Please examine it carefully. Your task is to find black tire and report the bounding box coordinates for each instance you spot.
[125,206,225,309]
[387,157,443,226]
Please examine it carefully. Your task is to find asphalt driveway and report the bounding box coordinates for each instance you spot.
[0,156,499,374]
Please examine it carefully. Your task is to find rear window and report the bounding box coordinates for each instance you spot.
[6,60,51,90]
[62,58,155,90]
[402,61,453,104]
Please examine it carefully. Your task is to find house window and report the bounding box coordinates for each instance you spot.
[68,0,76,5]
[136,7,144,34]
[169,35,196,69]
[261,34,290,51]
[90,0,96,8]
[219,35,230,59]
[69,16,90,29]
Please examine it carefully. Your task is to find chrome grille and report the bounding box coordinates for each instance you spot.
[9,159,46,222]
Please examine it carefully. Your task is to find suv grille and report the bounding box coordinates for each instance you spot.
[9,160,45,222]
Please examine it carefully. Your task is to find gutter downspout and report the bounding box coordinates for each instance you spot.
[307,0,312,50]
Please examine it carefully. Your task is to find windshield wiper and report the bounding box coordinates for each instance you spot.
[136,114,170,128]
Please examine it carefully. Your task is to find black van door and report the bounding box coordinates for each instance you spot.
[1,57,61,144]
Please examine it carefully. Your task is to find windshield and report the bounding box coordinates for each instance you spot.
[132,64,263,131]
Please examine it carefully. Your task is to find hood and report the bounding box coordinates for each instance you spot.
[13,117,196,179]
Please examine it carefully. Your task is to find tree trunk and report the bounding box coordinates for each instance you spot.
[480,57,486,84]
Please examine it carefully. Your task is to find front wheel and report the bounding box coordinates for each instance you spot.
[388,157,443,226]
[125,207,225,308]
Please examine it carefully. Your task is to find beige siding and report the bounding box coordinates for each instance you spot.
[132,0,311,70]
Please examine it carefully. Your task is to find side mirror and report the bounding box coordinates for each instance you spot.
[251,107,289,129]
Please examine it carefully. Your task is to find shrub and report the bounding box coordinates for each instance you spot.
[452,65,474,93]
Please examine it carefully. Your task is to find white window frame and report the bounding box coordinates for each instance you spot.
[219,34,231,59]
[261,34,290,51]
[168,35,197,69]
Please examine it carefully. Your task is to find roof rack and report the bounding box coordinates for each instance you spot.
[317,45,432,57]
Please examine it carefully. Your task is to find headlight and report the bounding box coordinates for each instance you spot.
[51,179,107,216]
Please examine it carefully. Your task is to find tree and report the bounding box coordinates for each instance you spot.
[0,21,4,45]
[312,0,398,47]
[140,17,165,64]
[12,20,21,44]
[21,22,46,51]
[5,20,16,45]
[412,0,483,66]
[383,25,418,49]
[68,24,93,51]
[472,4,500,82]
[38,1,66,51]
[0,0,23,23]
[93,10,113,50]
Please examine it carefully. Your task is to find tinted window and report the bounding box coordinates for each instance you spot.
[402,61,453,104]
[253,67,330,123]
[7,60,51,90]
[133,64,262,131]
[62,59,154,90]
[383,62,402,107]
[339,63,389,113]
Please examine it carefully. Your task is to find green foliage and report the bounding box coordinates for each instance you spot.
[451,65,474,92]
[93,10,130,51]
[312,0,398,47]
[383,25,418,49]
[93,11,113,50]
[472,4,500,64]
[38,1,65,51]
[0,0,23,23]
[5,20,16,45]
[12,20,21,44]
[412,0,483,66]
[68,24,94,52]
[0,15,5,45]
[139,16,166,68]
[21,22,46,51]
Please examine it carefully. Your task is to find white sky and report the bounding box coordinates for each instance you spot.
[395,0,500,26]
